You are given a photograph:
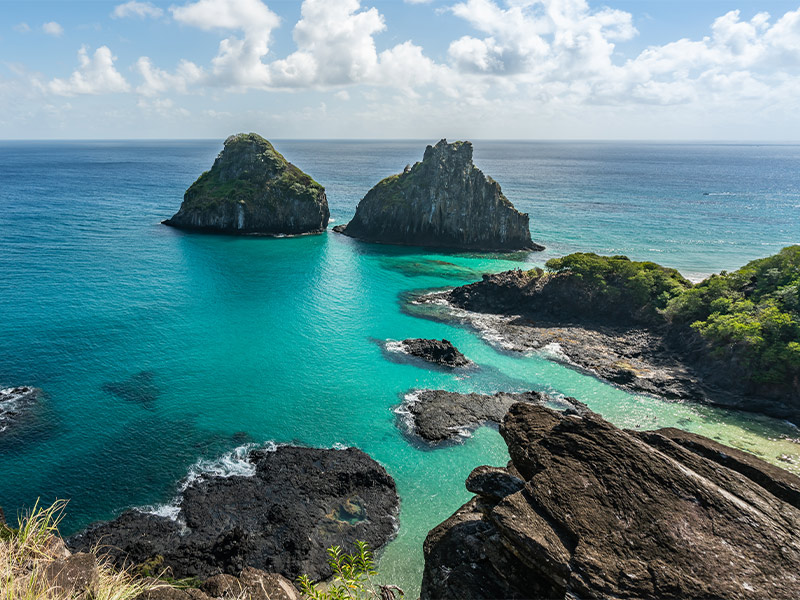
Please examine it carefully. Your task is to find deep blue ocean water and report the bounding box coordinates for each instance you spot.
[1,140,799,593]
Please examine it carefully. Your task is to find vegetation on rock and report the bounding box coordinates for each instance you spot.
[297,541,402,600]
[1,500,150,600]
[539,246,800,392]
[664,245,800,385]
[164,133,329,235]
[543,253,692,321]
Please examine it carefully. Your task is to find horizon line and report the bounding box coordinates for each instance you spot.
[2,137,800,144]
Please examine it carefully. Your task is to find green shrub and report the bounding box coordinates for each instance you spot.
[297,541,403,600]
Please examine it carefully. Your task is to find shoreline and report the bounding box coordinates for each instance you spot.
[413,290,798,426]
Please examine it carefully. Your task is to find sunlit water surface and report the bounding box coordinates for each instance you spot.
[1,140,799,595]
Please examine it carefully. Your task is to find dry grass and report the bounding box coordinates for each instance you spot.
[1,500,151,600]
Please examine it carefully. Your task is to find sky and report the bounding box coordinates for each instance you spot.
[2,0,800,140]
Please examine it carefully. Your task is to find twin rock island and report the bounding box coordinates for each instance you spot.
[163,133,543,252]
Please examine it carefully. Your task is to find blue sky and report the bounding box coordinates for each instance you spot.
[2,0,800,139]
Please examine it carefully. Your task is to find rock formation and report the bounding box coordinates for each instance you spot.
[400,389,583,443]
[163,134,329,235]
[334,140,542,251]
[399,338,471,368]
[0,386,42,433]
[421,403,800,599]
[70,446,399,582]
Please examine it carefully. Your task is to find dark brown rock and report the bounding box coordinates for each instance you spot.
[400,338,470,368]
[336,140,542,252]
[421,403,800,599]
[464,465,524,502]
[237,567,300,600]
[137,584,211,600]
[70,446,398,582]
[43,552,100,597]
[399,388,582,443]
[201,574,243,597]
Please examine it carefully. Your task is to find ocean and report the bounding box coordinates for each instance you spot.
[1,140,799,594]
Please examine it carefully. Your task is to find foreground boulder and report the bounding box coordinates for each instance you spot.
[334,140,542,251]
[399,338,471,368]
[70,446,398,581]
[421,403,800,599]
[0,386,42,433]
[164,133,329,235]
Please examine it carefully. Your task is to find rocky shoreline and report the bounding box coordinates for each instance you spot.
[69,445,399,582]
[397,389,586,443]
[421,402,800,599]
[416,271,794,421]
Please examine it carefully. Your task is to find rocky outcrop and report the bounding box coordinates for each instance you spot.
[421,403,800,599]
[70,446,399,582]
[399,389,583,443]
[164,134,329,235]
[334,140,542,251]
[0,386,42,433]
[399,338,471,368]
[440,269,799,421]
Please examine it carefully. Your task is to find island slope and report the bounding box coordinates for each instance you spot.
[164,133,329,235]
[334,139,542,251]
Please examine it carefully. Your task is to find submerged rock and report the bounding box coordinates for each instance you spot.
[399,338,471,368]
[164,134,329,235]
[399,389,582,443]
[421,402,800,599]
[335,140,542,251]
[0,386,42,433]
[69,446,398,582]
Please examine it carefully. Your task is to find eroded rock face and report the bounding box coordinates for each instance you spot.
[70,446,398,582]
[164,134,329,235]
[335,140,541,251]
[400,389,583,443]
[400,339,471,368]
[421,403,800,599]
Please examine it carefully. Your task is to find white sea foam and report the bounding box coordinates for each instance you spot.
[393,391,421,434]
[384,340,408,354]
[137,441,276,521]
[331,442,349,450]
[536,342,575,365]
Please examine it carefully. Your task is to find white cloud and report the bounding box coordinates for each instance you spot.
[112,2,164,19]
[14,22,31,34]
[171,0,280,88]
[267,0,386,88]
[335,90,350,100]
[48,46,131,95]
[42,22,64,37]
[135,56,205,95]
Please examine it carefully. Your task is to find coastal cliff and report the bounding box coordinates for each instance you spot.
[334,139,542,251]
[421,402,800,599]
[163,133,329,235]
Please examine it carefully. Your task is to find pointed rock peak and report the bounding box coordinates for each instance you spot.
[423,139,473,164]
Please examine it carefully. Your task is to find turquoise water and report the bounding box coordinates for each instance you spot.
[1,141,800,595]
